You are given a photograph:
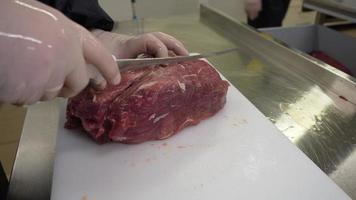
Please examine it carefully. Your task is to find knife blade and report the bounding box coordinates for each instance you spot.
[116,47,240,70]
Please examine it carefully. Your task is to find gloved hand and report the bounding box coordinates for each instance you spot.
[245,0,262,20]
[91,30,189,59]
[0,0,120,105]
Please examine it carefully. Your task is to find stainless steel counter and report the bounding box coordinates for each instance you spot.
[8,5,356,200]
[198,5,356,197]
[304,0,356,22]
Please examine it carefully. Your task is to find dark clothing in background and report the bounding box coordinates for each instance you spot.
[248,0,291,28]
[38,0,114,31]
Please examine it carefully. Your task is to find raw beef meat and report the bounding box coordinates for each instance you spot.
[309,51,353,76]
[65,60,229,144]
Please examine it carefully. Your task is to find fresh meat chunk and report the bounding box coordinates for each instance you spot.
[65,60,229,144]
[309,51,353,76]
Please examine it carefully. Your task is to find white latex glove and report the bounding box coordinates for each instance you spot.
[91,30,189,59]
[0,0,120,105]
[245,0,262,20]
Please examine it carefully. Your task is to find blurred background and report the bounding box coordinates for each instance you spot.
[98,0,315,26]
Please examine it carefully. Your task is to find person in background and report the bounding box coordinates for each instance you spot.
[0,0,188,105]
[245,0,291,28]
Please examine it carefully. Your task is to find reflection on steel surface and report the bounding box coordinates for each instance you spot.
[274,86,333,142]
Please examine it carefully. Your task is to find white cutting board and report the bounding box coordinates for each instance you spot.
[51,79,350,200]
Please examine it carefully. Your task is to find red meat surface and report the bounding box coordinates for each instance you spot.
[310,51,353,76]
[65,60,229,144]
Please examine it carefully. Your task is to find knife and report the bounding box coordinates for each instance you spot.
[116,47,240,70]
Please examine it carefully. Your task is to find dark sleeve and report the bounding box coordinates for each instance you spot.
[38,0,114,31]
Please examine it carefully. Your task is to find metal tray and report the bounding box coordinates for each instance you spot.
[261,25,356,75]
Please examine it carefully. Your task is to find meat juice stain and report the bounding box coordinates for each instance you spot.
[162,142,168,147]
[339,95,349,102]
